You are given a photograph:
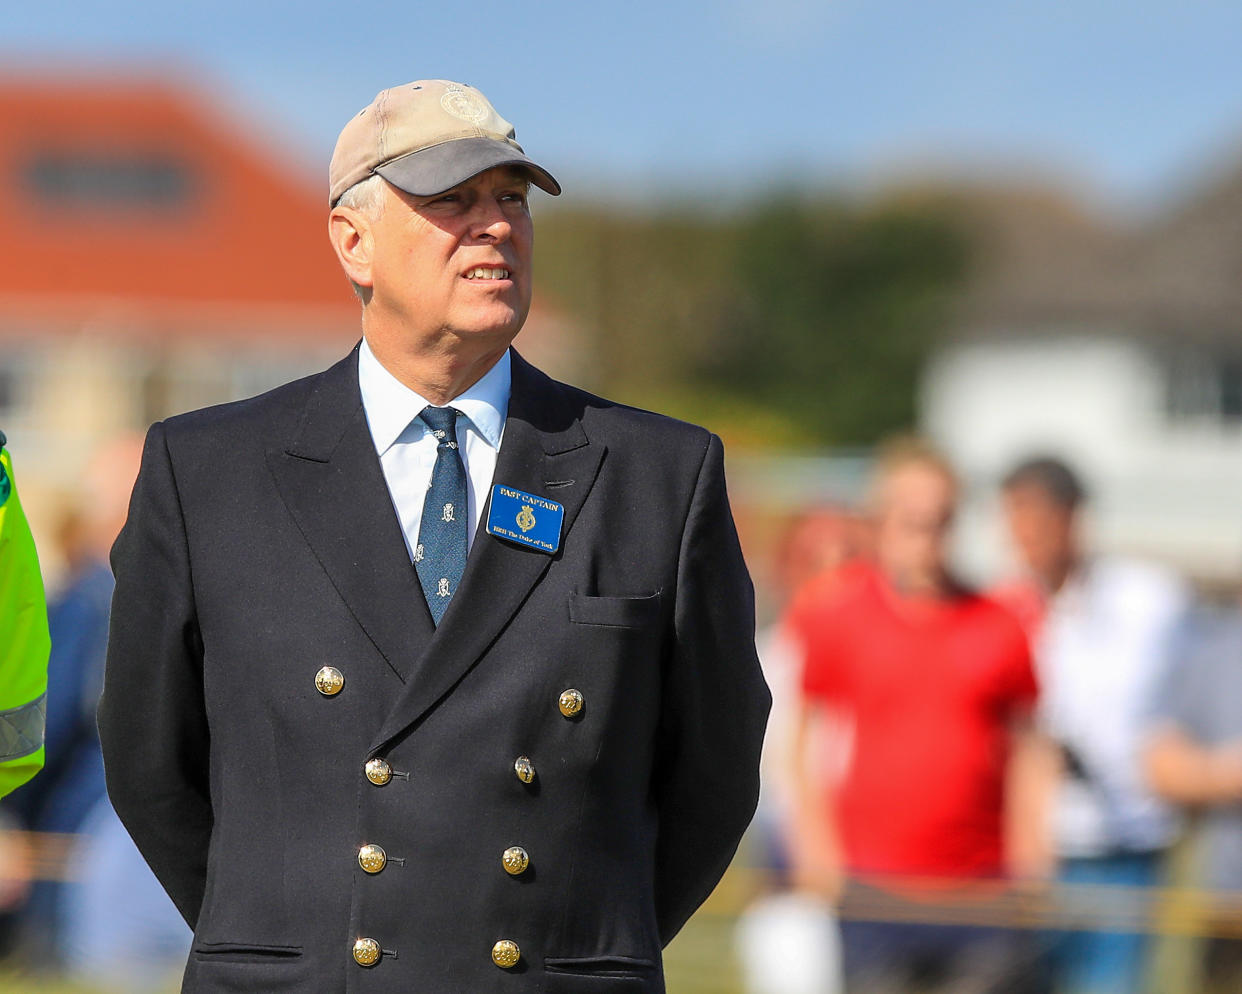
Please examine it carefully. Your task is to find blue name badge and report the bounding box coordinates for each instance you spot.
[486,484,564,554]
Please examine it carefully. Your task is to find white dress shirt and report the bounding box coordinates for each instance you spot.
[357,337,509,561]
[1037,556,1189,856]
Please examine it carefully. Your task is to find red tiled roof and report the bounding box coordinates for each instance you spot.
[0,76,358,341]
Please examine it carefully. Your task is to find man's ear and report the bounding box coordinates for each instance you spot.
[328,205,376,291]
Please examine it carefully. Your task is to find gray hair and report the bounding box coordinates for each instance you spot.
[335,175,386,300]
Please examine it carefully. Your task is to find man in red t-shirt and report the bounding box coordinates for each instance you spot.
[785,439,1055,993]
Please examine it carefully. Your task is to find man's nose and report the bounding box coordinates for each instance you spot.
[470,196,512,241]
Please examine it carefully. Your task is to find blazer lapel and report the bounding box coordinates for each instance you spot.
[266,346,434,684]
[370,350,604,752]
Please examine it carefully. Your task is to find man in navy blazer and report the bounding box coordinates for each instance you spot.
[99,79,769,993]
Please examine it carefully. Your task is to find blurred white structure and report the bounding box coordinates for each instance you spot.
[919,170,1242,584]
[923,333,1242,583]
[735,892,843,994]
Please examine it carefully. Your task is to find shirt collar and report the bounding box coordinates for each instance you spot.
[357,337,510,456]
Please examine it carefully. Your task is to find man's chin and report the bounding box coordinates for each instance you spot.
[451,310,529,345]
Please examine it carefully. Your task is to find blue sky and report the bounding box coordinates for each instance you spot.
[6,0,1242,211]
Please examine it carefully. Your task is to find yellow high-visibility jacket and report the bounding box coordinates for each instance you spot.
[0,432,49,796]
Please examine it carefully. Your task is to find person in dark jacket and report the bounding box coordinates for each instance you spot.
[99,79,770,994]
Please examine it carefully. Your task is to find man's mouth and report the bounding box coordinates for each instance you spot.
[464,267,511,280]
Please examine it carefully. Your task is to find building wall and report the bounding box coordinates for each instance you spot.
[0,328,349,587]
[920,333,1242,584]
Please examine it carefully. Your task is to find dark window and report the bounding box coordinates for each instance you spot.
[21,150,197,209]
[1221,357,1242,421]
[1167,347,1242,424]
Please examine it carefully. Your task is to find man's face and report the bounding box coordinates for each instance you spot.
[873,463,956,593]
[1002,483,1077,581]
[365,166,534,351]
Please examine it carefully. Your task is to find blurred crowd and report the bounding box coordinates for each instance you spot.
[739,438,1242,994]
[3,431,1242,994]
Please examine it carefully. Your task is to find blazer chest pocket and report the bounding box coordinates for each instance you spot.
[569,592,662,629]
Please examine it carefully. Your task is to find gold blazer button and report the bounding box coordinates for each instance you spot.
[502,846,530,875]
[558,688,584,718]
[365,758,392,786]
[358,844,387,874]
[492,939,521,969]
[315,666,344,696]
[353,937,381,967]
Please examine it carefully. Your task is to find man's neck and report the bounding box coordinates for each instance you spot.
[881,564,956,602]
[363,327,513,406]
[1039,554,1081,597]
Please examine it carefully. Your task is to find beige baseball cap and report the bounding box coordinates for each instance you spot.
[328,79,561,206]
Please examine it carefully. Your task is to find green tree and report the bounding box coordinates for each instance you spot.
[535,191,969,448]
[707,193,970,445]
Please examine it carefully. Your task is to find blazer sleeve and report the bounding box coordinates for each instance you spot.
[98,421,213,928]
[653,432,770,944]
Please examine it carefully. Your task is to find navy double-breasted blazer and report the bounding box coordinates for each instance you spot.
[99,345,770,993]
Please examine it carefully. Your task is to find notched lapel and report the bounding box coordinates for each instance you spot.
[370,351,604,752]
[266,347,434,684]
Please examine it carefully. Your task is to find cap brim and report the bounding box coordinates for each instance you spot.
[374,136,561,198]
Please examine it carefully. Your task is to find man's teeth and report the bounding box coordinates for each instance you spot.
[465,267,510,280]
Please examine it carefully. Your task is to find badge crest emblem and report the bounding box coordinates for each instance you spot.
[486,484,564,554]
[440,85,490,124]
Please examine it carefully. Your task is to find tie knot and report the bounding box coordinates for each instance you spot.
[418,406,459,441]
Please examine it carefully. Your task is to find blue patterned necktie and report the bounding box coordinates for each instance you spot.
[414,406,468,625]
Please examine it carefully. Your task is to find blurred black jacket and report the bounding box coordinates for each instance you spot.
[98,345,769,994]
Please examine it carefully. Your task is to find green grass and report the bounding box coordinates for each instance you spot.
[664,912,746,994]
[0,979,120,994]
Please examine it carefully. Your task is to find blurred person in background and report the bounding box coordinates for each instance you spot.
[996,456,1188,994]
[785,438,1054,994]
[1,436,189,984]
[1143,597,1242,994]
[0,430,50,798]
[754,504,868,882]
[0,430,50,954]
[60,791,190,992]
[3,437,138,966]
[737,505,864,994]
